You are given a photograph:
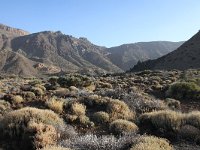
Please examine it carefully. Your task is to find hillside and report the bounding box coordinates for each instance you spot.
[130,31,200,72]
[11,31,122,74]
[106,41,184,71]
[0,49,37,76]
[0,24,29,50]
[0,23,186,76]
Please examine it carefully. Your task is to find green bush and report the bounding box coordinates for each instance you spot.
[166,82,200,100]
[57,74,92,88]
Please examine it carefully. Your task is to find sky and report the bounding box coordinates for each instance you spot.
[1,0,200,47]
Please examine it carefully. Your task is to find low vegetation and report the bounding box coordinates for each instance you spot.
[0,70,200,149]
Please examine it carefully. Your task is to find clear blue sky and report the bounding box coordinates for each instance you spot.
[1,0,200,47]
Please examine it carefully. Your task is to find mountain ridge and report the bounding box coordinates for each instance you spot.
[0,23,185,76]
[130,31,200,72]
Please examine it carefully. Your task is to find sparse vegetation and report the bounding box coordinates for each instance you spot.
[0,70,200,149]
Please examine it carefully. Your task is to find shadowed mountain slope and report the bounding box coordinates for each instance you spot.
[130,31,200,72]
[106,41,184,71]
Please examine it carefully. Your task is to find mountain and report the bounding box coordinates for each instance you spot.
[106,41,184,71]
[0,24,29,50]
[0,24,123,76]
[0,49,37,76]
[10,31,122,74]
[130,31,200,72]
[0,23,187,76]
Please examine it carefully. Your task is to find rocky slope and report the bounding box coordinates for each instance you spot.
[0,49,37,76]
[11,31,122,74]
[130,31,200,72]
[0,24,29,50]
[0,23,186,76]
[106,41,184,71]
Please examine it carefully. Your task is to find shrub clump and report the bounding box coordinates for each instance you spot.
[70,102,86,116]
[57,74,92,88]
[0,100,11,116]
[21,91,36,101]
[186,111,200,130]
[164,98,181,110]
[130,136,173,150]
[109,119,138,135]
[46,97,64,114]
[3,94,24,104]
[0,107,64,149]
[166,82,200,100]
[139,110,184,132]
[31,87,45,96]
[106,99,135,121]
[81,94,108,107]
[92,111,110,124]
[40,146,72,150]
[64,102,93,127]
[27,121,58,149]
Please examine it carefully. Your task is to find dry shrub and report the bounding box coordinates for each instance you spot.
[186,111,200,129]
[139,110,184,132]
[70,102,86,116]
[12,95,24,104]
[179,125,200,141]
[0,107,64,149]
[31,87,44,96]
[53,88,69,97]
[106,99,135,121]
[21,91,36,101]
[165,98,181,110]
[64,102,93,127]
[65,114,78,123]
[92,111,110,124]
[97,81,113,89]
[130,136,173,150]
[3,94,24,104]
[27,122,58,149]
[81,94,107,107]
[77,115,94,127]
[109,119,138,135]
[40,146,72,150]
[46,97,64,114]
[35,84,46,92]
[0,100,11,115]
[85,83,96,92]
[0,107,64,137]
